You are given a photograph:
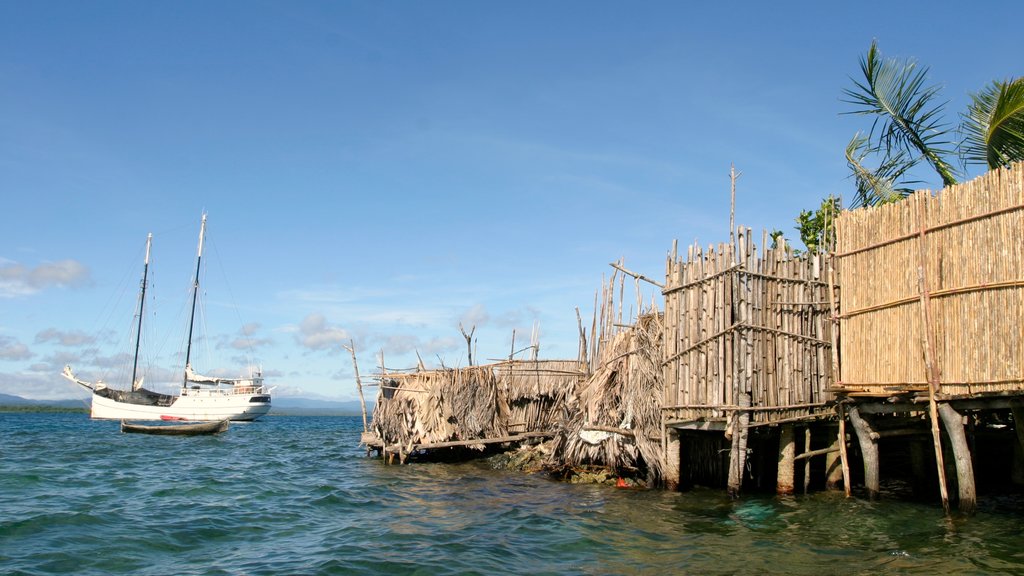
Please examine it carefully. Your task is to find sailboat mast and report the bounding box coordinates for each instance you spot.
[183,214,207,385]
[130,233,152,391]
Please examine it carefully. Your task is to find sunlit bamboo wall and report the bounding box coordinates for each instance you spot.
[662,228,835,424]
[835,163,1024,397]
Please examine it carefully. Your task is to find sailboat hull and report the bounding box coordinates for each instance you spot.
[90,388,271,421]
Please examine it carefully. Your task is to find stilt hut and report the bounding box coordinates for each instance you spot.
[833,163,1024,514]
[364,360,585,463]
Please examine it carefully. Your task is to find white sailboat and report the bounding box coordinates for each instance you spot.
[62,214,273,421]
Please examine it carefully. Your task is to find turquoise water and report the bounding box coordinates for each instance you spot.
[3,413,1024,575]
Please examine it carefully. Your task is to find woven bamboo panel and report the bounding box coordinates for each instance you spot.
[835,163,1024,396]
[662,228,834,423]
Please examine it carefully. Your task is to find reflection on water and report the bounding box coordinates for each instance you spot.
[2,413,1024,575]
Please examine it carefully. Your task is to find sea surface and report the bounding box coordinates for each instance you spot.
[3,413,1024,575]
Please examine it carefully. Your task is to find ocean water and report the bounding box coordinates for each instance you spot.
[2,413,1024,576]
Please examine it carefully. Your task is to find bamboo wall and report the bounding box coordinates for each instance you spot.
[662,228,835,425]
[835,163,1024,397]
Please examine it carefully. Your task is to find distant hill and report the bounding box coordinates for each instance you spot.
[0,393,88,413]
[0,392,371,416]
[0,393,86,408]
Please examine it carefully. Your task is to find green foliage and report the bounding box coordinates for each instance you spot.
[845,133,918,207]
[961,77,1024,169]
[795,196,840,254]
[842,40,959,190]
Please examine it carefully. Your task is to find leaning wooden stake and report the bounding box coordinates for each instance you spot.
[919,265,951,515]
[344,339,368,434]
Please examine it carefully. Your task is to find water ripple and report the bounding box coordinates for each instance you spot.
[3,413,1024,575]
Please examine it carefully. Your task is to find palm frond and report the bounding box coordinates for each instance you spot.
[845,133,918,208]
[960,77,1024,169]
[842,40,958,187]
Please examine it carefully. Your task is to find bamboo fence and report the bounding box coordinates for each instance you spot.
[835,163,1024,398]
[661,227,835,426]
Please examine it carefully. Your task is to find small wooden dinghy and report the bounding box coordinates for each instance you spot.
[120,419,229,436]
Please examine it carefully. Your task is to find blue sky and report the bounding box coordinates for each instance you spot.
[1,1,1020,400]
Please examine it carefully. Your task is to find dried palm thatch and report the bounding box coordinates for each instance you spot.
[496,359,585,434]
[550,312,665,481]
[370,365,509,453]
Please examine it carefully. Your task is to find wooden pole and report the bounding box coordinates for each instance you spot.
[825,426,844,491]
[803,426,812,494]
[344,339,368,434]
[919,268,951,515]
[777,424,795,495]
[916,196,951,515]
[838,405,852,497]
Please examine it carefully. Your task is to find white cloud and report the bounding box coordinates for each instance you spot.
[458,303,489,329]
[296,313,350,352]
[0,336,33,361]
[35,328,97,347]
[0,259,92,298]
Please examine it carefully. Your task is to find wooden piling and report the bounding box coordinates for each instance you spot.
[847,406,879,499]
[777,424,795,495]
[938,403,977,515]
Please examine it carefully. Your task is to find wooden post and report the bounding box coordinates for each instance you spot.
[345,339,369,434]
[777,424,795,495]
[825,425,844,491]
[847,405,879,499]
[727,392,751,498]
[938,403,977,515]
[803,426,812,494]
[915,197,951,515]
[838,404,852,497]
[664,427,681,491]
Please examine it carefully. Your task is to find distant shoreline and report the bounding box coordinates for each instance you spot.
[0,405,89,414]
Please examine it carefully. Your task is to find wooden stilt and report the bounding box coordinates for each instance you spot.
[727,393,751,498]
[938,403,976,515]
[777,424,795,495]
[803,427,812,494]
[665,427,681,491]
[838,405,851,497]
[825,425,844,491]
[847,405,879,499]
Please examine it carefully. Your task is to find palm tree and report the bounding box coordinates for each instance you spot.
[960,77,1024,170]
[842,40,959,205]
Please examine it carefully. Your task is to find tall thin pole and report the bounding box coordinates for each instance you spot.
[184,214,207,385]
[131,233,152,391]
[729,164,738,261]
